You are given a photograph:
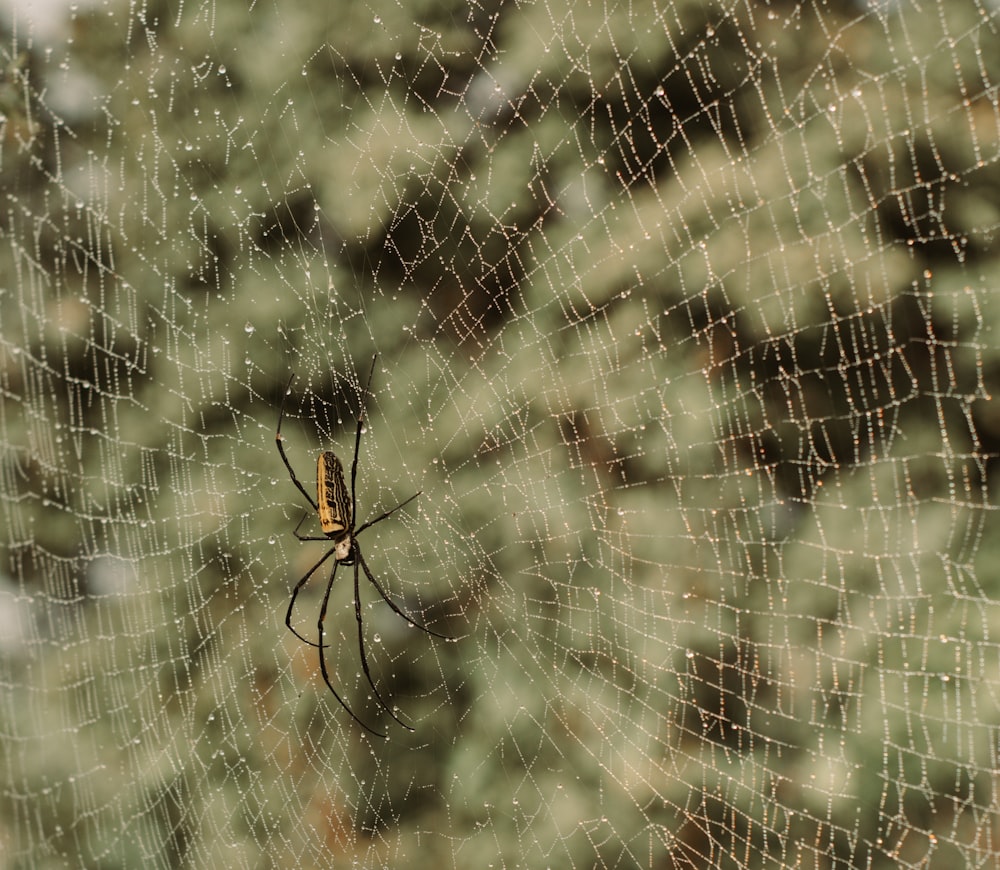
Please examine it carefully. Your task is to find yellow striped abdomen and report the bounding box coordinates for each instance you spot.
[316,451,351,535]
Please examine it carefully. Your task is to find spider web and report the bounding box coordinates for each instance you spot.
[1,0,998,866]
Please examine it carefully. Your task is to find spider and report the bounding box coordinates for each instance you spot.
[276,355,446,737]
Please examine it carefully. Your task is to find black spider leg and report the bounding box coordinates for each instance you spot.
[354,491,421,535]
[356,542,451,640]
[276,373,319,512]
[350,553,415,732]
[317,560,386,739]
[291,513,328,543]
[285,543,337,648]
[349,354,378,524]
[353,493,452,641]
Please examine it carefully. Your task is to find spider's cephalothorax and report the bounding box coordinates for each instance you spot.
[275,355,448,738]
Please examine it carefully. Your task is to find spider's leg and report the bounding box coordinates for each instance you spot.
[357,544,451,640]
[317,559,386,739]
[351,557,415,732]
[292,514,328,542]
[276,374,320,513]
[349,354,377,526]
[286,546,338,648]
[355,491,421,536]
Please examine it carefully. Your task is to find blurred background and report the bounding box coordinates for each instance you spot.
[1,0,998,867]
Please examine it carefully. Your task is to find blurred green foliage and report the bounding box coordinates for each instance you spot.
[1,0,999,867]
